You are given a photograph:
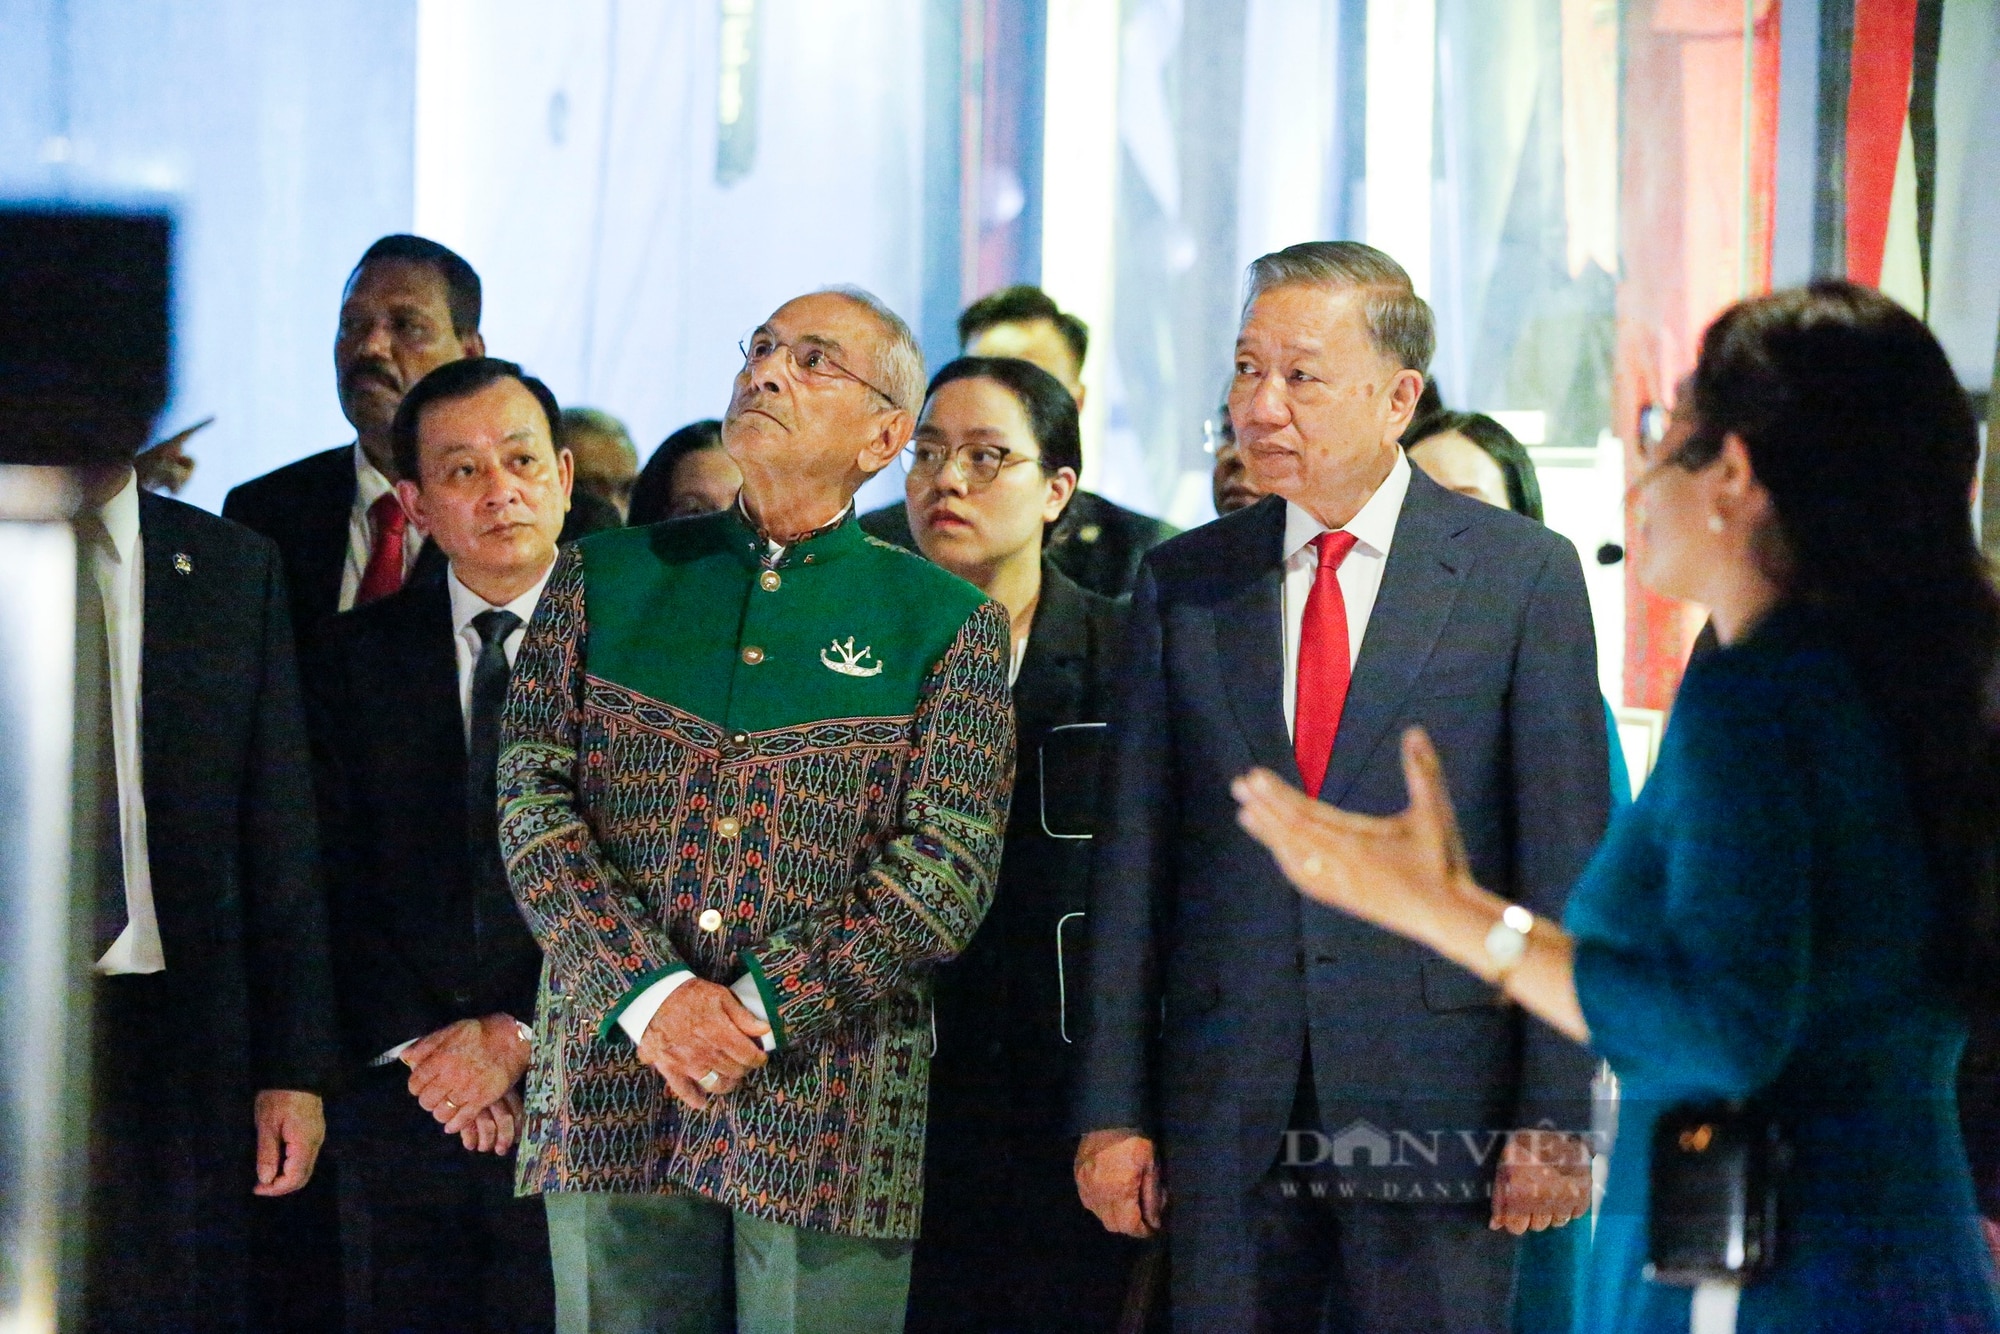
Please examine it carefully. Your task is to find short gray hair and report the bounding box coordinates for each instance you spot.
[1242,242,1435,374]
[558,406,635,456]
[818,285,926,416]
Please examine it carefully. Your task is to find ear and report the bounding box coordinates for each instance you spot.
[462,330,487,359]
[1715,432,1771,518]
[1042,467,1079,524]
[1072,383,1088,413]
[1384,369,1426,439]
[856,408,914,477]
[393,479,430,537]
[556,446,575,512]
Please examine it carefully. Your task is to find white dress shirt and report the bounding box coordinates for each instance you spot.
[91,471,167,975]
[337,443,427,612]
[447,561,555,734]
[1280,449,1412,740]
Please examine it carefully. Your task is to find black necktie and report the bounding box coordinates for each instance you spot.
[467,609,523,959]
[76,512,127,956]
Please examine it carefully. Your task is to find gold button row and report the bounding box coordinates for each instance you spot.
[741,645,764,665]
[759,570,782,592]
[716,816,741,838]
[698,908,724,932]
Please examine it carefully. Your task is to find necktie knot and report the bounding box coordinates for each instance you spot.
[1313,529,1359,569]
[472,608,522,649]
[369,492,407,537]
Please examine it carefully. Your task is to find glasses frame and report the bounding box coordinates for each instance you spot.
[902,439,1047,489]
[738,334,898,410]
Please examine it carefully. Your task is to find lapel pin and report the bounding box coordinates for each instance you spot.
[172,552,193,576]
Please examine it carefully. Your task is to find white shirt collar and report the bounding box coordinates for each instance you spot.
[447,556,557,637]
[100,467,141,564]
[1282,448,1411,562]
[353,441,397,509]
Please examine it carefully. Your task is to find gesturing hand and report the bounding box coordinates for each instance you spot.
[1232,727,1472,945]
[405,1014,533,1136]
[253,1089,325,1197]
[637,978,771,1111]
[1075,1129,1166,1238]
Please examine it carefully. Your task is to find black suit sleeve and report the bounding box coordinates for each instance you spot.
[1073,563,1170,1135]
[240,544,340,1092]
[301,627,446,1065]
[1506,540,1611,1132]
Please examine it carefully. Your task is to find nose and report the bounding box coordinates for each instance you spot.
[1242,373,1289,426]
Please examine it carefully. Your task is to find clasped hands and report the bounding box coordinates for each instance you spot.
[636,977,771,1111]
[403,1013,533,1155]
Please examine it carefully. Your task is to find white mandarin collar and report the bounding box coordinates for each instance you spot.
[1281,448,1411,563]
[100,468,141,564]
[447,556,557,637]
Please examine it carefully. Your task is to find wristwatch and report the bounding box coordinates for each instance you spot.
[1483,903,1536,981]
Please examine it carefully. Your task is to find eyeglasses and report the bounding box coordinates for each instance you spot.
[738,332,896,408]
[904,440,1044,488]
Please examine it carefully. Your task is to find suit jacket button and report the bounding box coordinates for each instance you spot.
[716,816,741,838]
[759,570,782,592]
[698,909,724,932]
[741,646,765,665]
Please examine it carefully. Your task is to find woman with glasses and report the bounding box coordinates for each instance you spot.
[900,357,1143,1333]
[1232,282,2000,1332]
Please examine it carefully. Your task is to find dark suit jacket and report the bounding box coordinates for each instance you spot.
[223,444,443,644]
[94,493,338,1328]
[303,570,543,1067]
[861,489,1176,599]
[1075,475,1608,1318]
[911,562,1137,1332]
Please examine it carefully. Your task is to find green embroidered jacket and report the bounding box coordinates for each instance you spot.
[497,507,1014,1238]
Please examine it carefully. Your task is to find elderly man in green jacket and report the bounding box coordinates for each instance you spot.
[498,287,1014,1334]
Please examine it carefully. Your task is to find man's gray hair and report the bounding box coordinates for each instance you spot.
[1242,242,1435,374]
[818,285,927,416]
[558,406,635,454]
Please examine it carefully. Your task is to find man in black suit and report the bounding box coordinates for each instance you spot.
[223,235,482,642]
[73,453,338,1332]
[1073,243,1609,1333]
[861,285,1175,597]
[306,358,572,1332]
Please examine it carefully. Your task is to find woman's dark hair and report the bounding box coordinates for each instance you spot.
[1676,280,2000,1001]
[627,419,724,526]
[1405,410,1544,522]
[923,356,1083,476]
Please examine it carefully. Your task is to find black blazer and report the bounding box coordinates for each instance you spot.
[101,494,338,1328]
[912,562,1136,1332]
[1076,474,1608,1220]
[223,444,443,644]
[303,570,543,1067]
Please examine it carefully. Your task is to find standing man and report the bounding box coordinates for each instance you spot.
[224,234,482,642]
[1073,243,1608,1332]
[861,284,1175,597]
[558,406,640,522]
[499,287,1015,1333]
[306,359,573,1333]
[74,446,338,1332]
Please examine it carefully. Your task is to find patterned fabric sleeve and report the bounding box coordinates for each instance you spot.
[741,597,1015,1050]
[499,546,691,1037]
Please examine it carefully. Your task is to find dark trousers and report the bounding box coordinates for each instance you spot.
[1243,1052,1516,1334]
[333,1067,553,1334]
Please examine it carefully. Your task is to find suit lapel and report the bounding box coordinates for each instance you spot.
[298,448,357,619]
[1012,561,1088,736]
[1318,469,1471,805]
[1214,498,1300,784]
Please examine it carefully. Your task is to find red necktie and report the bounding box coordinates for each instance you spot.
[1294,530,1359,800]
[356,492,408,606]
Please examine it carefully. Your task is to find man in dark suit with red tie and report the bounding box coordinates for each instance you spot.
[224,235,481,641]
[1074,243,1610,1333]
[305,358,573,1332]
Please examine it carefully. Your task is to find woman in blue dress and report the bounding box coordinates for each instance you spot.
[1231,281,2000,1332]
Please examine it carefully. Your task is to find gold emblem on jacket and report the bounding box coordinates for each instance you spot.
[820,637,884,678]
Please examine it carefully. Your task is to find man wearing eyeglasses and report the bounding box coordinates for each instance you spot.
[498,287,1015,1334]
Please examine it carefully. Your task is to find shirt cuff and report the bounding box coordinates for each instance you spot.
[731,972,780,1053]
[614,969,699,1047]
[371,1038,419,1067]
